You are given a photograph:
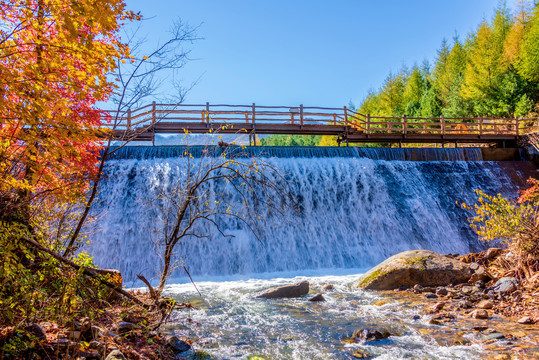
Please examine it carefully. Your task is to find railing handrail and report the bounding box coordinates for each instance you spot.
[104,102,538,139]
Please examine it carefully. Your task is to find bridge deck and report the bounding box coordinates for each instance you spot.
[106,103,538,146]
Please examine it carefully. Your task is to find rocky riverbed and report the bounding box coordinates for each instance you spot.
[10,247,537,359]
[161,248,538,359]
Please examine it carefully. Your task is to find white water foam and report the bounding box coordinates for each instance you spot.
[86,149,529,282]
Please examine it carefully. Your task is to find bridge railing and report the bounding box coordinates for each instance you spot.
[103,103,352,130]
[358,115,522,136]
[103,102,537,137]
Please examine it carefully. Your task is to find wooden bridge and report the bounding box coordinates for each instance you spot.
[106,102,539,147]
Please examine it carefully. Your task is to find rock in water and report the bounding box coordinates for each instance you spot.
[352,328,391,341]
[255,281,309,299]
[308,293,325,302]
[472,309,489,319]
[354,250,472,290]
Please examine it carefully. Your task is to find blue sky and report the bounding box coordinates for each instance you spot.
[124,0,511,108]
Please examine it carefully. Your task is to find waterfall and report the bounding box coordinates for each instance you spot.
[87,146,535,281]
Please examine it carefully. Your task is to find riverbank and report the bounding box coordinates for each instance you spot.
[0,289,205,360]
[351,247,539,359]
[4,247,537,359]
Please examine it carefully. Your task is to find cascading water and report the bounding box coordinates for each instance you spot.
[87,146,535,282]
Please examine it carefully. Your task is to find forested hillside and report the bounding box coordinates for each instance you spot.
[263,2,539,146]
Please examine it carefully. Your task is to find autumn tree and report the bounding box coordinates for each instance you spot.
[0,0,140,343]
[0,0,136,227]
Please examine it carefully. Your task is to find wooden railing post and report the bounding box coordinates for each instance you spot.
[515,117,519,136]
[127,108,132,130]
[441,115,445,137]
[479,117,483,137]
[344,106,348,126]
[151,101,156,127]
[366,114,371,135]
[252,103,256,125]
[299,104,304,127]
[206,102,210,123]
[403,115,407,136]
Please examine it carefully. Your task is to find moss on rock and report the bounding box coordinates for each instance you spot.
[354,250,472,290]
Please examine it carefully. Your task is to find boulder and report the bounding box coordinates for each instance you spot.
[354,250,472,290]
[255,281,309,299]
[492,277,518,294]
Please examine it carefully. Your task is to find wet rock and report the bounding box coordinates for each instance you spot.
[429,301,446,313]
[429,312,455,325]
[473,325,489,331]
[469,262,480,271]
[105,350,126,360]
[423,292,437,299]
[322,284,334,291]
[255,281,309,299]
[413,284,424,292]
[166,335,192,353]
[24,323,47,342]
[412,315,421,320]
[116,321,137,333]
[472,309,489,319]
[352,328,391,342]
[481,332,505,341]
[461,286,480,295]
[448,337,471,346]
[308,293,325,302]
[517,316,533,324]
[351,349,372,359]
[431,312,455,321]
[492,277,518,294]
[435,287,448,296]
[476,300,494,309]
[354,250,472,290]
[457,300,473,309]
